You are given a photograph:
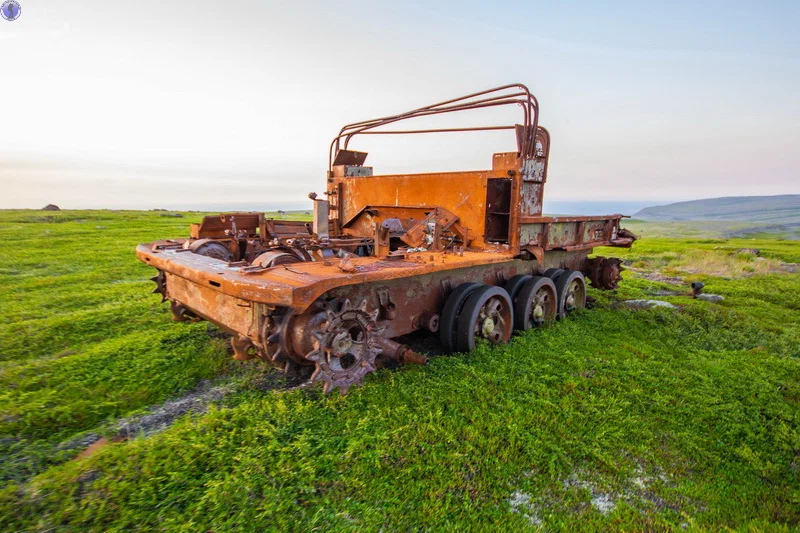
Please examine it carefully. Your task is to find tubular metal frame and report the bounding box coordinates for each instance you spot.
[328,84,539,170]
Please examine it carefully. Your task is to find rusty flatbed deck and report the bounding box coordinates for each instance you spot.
[138,244,516,311]
[138,211,631,313]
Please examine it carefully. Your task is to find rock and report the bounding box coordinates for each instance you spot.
[42,204,61,211]
[696,293,724,303]
[736,248,760,256]
[624,300,677,309]
[782,262,799,273]
[159,213,184,218]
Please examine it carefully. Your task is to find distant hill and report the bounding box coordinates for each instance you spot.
[633,195,800,224]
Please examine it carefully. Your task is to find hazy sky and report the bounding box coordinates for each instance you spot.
[2,0,799,210]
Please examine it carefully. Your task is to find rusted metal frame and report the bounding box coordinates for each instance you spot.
[540,222,551,249]
[331,166,512,250]
[324,257,540,339]
[337,92,531,139]
[338,98,531,145]
[559,240,615,252]
[333,99,532,159]
[537,127,551,182]
[575,221,586,248]
[508,164,523,253]
[335,85,534,138]
[350,125,516,135]
[518,214,624,224]
[340,204,435,230]
[329,84,540,169]
[139,245,524,315]
[336,92,529,138]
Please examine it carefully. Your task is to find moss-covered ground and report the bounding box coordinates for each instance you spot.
[1,211,798,531]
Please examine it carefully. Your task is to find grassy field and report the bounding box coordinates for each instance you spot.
[0,210,798,531]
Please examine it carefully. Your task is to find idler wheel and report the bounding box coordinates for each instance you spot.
[586,256,624,290]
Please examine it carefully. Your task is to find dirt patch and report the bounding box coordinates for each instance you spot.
[633,270,686,286]
[116,380,235,440]
[73,437,111,461]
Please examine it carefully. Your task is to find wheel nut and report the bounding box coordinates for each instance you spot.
[331,332,352,355]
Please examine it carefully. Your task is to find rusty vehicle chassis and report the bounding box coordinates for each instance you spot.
[137,84,636,394]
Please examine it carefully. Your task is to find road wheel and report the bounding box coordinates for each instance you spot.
[440,282,481,353]
[554,270,586,319]
[543,268,564,282]
[514,276,557,330]
[504,274,533,305]
[456,285,513,352]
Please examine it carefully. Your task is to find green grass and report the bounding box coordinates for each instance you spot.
[0,210,798,531]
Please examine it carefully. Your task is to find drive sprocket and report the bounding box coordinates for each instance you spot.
[306,298,382,395]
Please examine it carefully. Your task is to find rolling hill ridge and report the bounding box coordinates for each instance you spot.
[633,195,799,224]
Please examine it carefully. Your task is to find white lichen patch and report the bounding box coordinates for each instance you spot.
[562,473,617,515]
[507,461,689,525]
[508,490,542,526]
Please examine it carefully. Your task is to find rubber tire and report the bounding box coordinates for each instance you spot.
[554,270,587,320]
[543,268,564,281]
[514,276,558,330]
[439,282,481,353]
[504,274,533,304]
[456,285,514,352]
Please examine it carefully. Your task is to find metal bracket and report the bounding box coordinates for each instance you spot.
[376,288,397,320]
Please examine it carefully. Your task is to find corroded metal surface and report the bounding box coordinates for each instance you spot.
[137,83,637,394]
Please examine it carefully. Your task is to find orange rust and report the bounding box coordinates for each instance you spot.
[136,83,638,393]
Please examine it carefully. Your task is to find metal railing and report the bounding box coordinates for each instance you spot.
[329,84,539,170]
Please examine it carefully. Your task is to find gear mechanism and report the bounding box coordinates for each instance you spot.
[306,298,382,395]
[150,270,167,302]
[586,256,624,290]
[261,311,310,376]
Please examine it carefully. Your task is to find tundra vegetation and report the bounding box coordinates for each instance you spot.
[0,211,798,531]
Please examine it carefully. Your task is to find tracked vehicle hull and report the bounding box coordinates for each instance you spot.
[138,84,636,394]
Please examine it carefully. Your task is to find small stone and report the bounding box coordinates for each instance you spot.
[624,300,677,309]
[696,294,724,303]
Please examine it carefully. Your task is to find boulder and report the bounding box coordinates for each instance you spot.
[736,248,760,256]
[42,204,61,211]
[696,294,724,303]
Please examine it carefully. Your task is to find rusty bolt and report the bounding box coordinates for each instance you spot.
[419,312,440,333]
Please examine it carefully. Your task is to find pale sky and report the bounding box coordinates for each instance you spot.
[1,0,799,210]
